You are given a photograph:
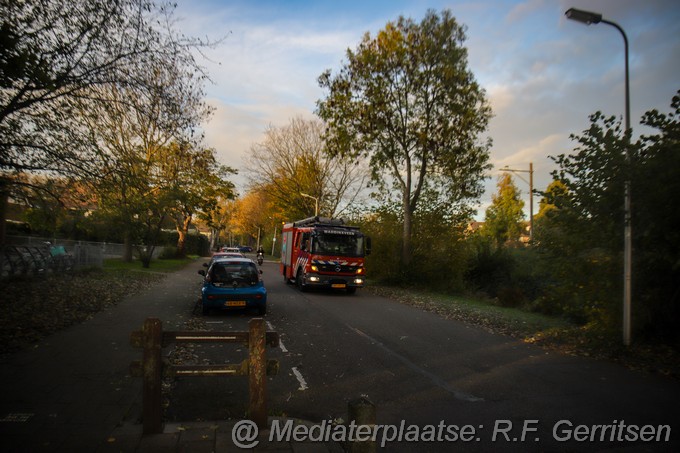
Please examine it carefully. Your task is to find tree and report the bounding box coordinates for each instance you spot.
[245,116,367,221]
[317,9,492,267]
[535,90,680,337]
[483,174,525,247]
[162,143,236,258]
[533,113,632,326]
[79,51,217,266]
[632,91,680,339]
[0,0,215,243]
[533,180,578,252]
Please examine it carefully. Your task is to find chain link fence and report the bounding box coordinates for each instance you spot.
[0,236,164,279]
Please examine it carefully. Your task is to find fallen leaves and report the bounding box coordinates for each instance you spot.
[0,269,165,354]
[368,285,680,379]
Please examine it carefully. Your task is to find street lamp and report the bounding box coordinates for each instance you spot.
[300,192,319,217]
[268,216,279,256]
[500,162,534,242]
[565,7,632,346]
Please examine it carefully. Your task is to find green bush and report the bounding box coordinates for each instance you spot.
[157,231,210,257]
[159,246,178,259]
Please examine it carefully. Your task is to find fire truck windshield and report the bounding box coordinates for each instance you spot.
[312,230,364,257]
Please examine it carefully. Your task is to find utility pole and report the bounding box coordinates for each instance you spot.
[500,162,534,242]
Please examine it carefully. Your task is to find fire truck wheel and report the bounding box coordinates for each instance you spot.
[296,269,308,292]
[346,287,357,295]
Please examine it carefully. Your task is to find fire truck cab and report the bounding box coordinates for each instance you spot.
[280,216,370,294]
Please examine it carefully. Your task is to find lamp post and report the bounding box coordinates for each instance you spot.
[565,7,632,346]
[500,162,534,242]
[271,224,277,256]
[300,192,319,217]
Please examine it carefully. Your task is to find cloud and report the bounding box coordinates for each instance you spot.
[493,134,563,169]
[201,97,317,191]
[487,84,515,114]
[505,0,546,25]
[173,0,679,219]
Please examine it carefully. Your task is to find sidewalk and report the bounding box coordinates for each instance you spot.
[104,418,343,452]
[0,262,339,452]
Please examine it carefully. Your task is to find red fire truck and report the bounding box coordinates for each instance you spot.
[280,216,371,293]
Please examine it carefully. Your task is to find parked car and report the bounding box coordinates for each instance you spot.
[239,245,253,253]
[208,250,243,260]
[220,246,243,254]
[203,252,246,269]
[198,258,267,315]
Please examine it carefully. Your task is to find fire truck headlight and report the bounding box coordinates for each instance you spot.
[354,278,364,285]
[309,276,320,282]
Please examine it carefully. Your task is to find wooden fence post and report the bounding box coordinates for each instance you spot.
[348,396,376,453]
[248,317,267,428]
[142,318,163,434]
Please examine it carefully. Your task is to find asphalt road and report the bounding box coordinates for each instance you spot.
[169,258,680,452]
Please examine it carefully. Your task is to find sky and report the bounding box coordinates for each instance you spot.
[173,0,680,221]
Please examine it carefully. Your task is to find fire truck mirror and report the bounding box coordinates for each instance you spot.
[365,237,372,255]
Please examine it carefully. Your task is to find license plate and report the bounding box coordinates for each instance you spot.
[225,300,246,307]
[331,284,346,289]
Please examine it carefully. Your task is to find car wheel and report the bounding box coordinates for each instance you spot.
[202,303,209,315]
[258,305,267,316]
[346,287,357,295]
[296,269,308,292]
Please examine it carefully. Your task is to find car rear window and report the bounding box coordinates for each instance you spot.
[210,262,259,286]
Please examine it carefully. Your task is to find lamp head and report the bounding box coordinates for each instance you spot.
[565,8,602,25]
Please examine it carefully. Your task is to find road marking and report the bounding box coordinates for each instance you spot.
[291,367,309,391]
[267,321,307,390]
[267,321,288,352]
[348,325,484,403]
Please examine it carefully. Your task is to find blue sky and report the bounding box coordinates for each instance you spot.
[174,0,680,220]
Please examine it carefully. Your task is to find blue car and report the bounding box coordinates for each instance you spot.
[198,258,267,315]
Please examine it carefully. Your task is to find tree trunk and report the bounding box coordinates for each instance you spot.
[209,228,218,252]
[402,203,413,267]
[0,183,7,245]
[138,245,153,268]
[123,229,133,262]
[175,215,191,258]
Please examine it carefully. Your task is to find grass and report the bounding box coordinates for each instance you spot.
[368,285,570,338]
[368,284,680,379]
[103,255,200,273]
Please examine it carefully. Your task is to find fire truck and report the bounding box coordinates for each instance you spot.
[280,216,371,294]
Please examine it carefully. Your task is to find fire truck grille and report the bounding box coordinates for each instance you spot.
[313,261,359,274]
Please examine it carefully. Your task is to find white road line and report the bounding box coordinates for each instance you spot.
[267,321,289,353]
[291,367,309,391]
[347,324,484,403]
[267,321,307,390]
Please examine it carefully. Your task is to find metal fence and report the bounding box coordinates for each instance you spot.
[1,236,115,279]
[1,235,169,279]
